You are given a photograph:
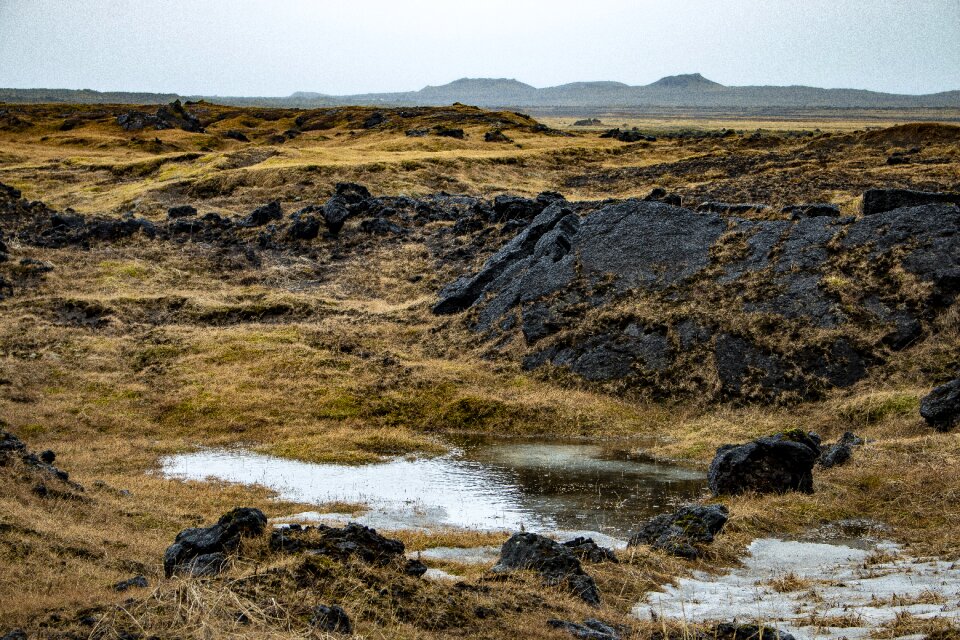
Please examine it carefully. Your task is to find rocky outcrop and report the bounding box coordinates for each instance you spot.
[920,379,960,431]
[270,522,405,565]
[861,188,960,215]
[627,504,728,558]
[163,507,267,577]
[492,532,600,606]
[117,100,204,133]
[599,128,655,142]
[433,195,960,402]
[708,431,821,495]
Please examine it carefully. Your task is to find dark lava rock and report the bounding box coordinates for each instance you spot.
[334,182,371,205]
[492,532,600,606]
[270,522,405,565]
[362,112,387,129]
[484,129,513,143]
[920,379,960,431]
[712,622,796,640]
[573,118,602,126]
[600,128,655,142]
[158,100,204,133]
[311,605,352,634]
[167,205,197,218]
[781,203,840,219]
[628,504,728,559]
[360,217,406,235]
[239,201,282,227]
[491,194,545,223]
[562,537,618,563]
[322,197,351,235]
[117,100,204,133]
[697,201,770,214]
[548,618,622,640]
[113,575,149,592]
[861,188,960,215]
[643,187,682,206]
[224,130,249,142]
[819,431,864,469]
[181,552,228,577]
[163,507,267,577]
[404,558,428,577]
[434,126,465,139]
[708,431,821,496]
[288,206,321,240]
[1,430,83,495]
[1,630,27,640]
[405,128,430,137]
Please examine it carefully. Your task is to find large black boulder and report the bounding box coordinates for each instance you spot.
[628,504,728,558]
[708,431,821,496]
[861,188,960,215]
[492,532,600,606]
[920,379,960,431]
[163,507,267,577]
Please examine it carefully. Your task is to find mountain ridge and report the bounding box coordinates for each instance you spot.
[2,74,958,109]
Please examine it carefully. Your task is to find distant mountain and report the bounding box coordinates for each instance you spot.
[2,74,958,109]
[647,73,723,89]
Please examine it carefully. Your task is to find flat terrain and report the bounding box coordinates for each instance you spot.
[0,102,958,639]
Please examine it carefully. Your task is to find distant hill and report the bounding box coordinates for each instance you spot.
[2,74,958,109]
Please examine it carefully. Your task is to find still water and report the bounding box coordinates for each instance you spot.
[160,438,706,538]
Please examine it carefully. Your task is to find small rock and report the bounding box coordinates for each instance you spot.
[39,450,55,464]
[322,197,351,235]
[359,218,405,235]
[310,604,352,634]
[920,379,960,431]
[484,129,512,143]
[628,504,728,559]
[819,431,864,468]
[548,618,622,640]
[240,201,282,227]
[561,537,618,563]
[492,532,600,606]
[224,130,249,142]
[1,630,27,640]
[113,575,149,592]
[404,558,428,577]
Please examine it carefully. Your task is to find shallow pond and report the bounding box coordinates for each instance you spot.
[160,438,706,539]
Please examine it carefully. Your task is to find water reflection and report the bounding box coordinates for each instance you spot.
[160,437,706,537]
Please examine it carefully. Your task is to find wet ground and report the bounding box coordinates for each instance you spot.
[160,437,706,538]
[639,537,960,639]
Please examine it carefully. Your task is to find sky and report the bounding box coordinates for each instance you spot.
[1,0,958,96]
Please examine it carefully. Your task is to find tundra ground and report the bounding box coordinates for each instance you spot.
[0,103,958,639]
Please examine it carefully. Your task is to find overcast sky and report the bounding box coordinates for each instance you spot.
[1,0,958,96]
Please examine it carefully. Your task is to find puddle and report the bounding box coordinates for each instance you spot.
[160,438,705,538]
[639,538,960,639]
